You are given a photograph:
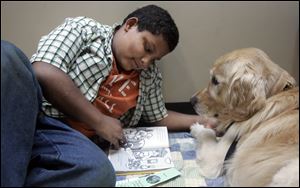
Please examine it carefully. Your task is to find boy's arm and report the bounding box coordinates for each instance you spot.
[33,61,124,148]
[154,110,217,132]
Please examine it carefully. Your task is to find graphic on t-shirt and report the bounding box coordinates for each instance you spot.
[94,63,140,118]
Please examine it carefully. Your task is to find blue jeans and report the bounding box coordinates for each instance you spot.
[1,40,116,187]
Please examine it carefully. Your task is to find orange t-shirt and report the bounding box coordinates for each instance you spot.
[65,60,140,137]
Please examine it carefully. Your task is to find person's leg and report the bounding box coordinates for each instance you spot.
[1,40,42,186]
[1,40,116,187]
[25,116,116,187]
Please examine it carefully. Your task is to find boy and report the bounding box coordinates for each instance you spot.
[32,4,216,148]
[1,4,216,187]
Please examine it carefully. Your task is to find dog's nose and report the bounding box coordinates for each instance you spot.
[190,96,198,106]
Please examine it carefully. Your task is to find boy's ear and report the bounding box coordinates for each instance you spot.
[124,17,138,31]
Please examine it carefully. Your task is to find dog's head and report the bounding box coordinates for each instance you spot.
[191,48,296,133]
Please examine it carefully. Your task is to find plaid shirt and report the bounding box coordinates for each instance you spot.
[31,16,167,127]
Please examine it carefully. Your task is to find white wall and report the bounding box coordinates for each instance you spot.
[1,1,299,102]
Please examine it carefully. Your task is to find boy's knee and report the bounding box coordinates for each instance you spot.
[1,40,41,98]
[2,41,28,77]
[1,40,24,60]
[1,40,32,71]
[1,40,16,51]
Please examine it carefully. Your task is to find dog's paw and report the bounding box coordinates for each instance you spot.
[197,157,223,179]
[190,122,216,140]
[190,122,205,138]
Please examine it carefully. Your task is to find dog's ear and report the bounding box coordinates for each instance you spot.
[270,71,296,96]
[226,73,266,121]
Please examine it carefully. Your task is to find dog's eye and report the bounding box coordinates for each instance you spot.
[211,76,219,85]
[214,113,219,118]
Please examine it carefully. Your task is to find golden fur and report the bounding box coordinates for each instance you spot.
[190,48,299,186]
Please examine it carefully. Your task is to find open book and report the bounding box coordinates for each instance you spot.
[108,126,174,175]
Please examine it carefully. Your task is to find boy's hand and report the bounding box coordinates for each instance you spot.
[94,115,125,149]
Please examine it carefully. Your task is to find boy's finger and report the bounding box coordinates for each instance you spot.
[112,139,120,149]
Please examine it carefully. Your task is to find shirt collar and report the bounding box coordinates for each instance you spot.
[103,23,121,63]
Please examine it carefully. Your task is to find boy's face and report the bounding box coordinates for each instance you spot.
[112,18,170,72]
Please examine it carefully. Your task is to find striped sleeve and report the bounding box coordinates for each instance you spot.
[30,17,88,73]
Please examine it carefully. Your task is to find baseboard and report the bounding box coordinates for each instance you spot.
[165,102,196,115]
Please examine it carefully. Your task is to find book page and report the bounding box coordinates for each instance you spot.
[108,126,173,174]
[121,126,169,150]
[109,147,174,174]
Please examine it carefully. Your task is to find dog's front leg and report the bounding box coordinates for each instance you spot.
[190,123,235,179]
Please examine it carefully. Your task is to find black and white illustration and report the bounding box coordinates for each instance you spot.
[108,126,174,173]
[122,127,154,150]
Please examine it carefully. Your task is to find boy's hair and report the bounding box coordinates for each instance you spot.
[122,4,179,52]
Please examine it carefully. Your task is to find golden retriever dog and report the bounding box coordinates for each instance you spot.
[190,48,299,186]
